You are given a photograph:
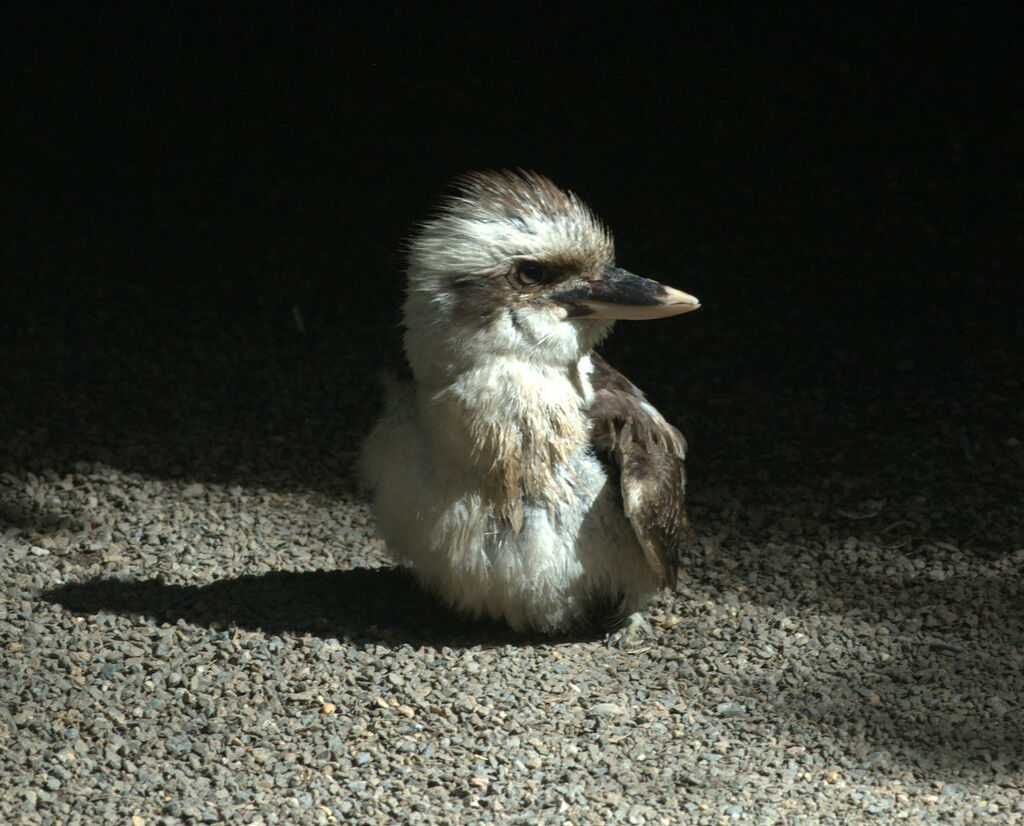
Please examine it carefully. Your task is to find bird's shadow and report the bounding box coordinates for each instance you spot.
[39,566,588,649]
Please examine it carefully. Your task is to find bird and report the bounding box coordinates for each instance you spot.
[360,170,700,638]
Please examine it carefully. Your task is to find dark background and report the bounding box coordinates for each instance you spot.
[4,7,1021,552]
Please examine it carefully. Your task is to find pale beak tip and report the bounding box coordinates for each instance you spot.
[663,287,701,314]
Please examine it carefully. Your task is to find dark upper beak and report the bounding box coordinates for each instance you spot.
[549,265,700,320]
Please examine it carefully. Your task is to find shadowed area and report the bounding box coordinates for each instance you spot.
[39,567,530,648]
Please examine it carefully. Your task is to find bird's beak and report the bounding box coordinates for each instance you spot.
[550,265,700,320]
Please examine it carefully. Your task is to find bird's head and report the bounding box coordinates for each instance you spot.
[403,170,699,384]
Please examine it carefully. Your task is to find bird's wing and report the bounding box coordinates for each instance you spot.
[586,354,689,587]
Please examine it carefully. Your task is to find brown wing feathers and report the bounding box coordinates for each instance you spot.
[587,354,689,587]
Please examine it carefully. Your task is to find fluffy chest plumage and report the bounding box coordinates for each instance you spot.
[360,354,661,633]
[417,356,596,531]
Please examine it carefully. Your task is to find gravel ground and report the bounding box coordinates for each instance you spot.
[1,278,1021,825]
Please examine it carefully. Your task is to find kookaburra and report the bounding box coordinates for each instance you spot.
[361,170,699,636]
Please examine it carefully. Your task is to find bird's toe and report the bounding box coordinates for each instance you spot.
[604,612,654,649]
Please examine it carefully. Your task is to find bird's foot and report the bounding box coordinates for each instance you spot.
[604,612,654,649]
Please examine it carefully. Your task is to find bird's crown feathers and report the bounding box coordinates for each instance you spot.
[407,170,614,284]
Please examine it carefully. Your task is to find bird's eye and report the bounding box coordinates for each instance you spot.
[514,262,548,287]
